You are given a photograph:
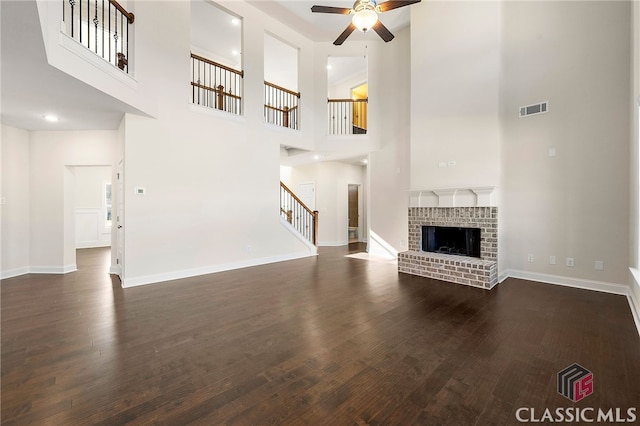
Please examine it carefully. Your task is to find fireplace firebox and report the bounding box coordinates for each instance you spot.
[422,226,481,258]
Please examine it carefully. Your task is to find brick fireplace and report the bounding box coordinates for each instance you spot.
[398,206,498,289]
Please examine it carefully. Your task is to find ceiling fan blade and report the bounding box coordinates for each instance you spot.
[372,20,394,43]
[334,23,356,45]
[311,5,352,14]
[377,0,421,13]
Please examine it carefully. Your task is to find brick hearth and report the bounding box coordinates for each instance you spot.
[398,207,498,289]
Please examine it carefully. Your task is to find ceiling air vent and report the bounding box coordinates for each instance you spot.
[519,101,548,118]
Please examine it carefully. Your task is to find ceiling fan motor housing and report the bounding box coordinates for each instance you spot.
[352,0,378,32]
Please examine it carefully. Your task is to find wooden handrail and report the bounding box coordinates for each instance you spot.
[328,98,368,103]
[265,81,300,98]
[109,0,134,24]
[264,104,298,114]
[191,82,242,100]
[313,210,319,246]
[280,182,314,216]
[191,53,244,77]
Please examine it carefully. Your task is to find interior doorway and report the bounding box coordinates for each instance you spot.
[348,184,360,243]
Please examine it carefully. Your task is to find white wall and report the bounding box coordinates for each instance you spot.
[30,131,117,273]
[1,125,30,278]
[283,161,366,246]
[74,166,112,248]
[119,1,315,287]
[630,0,640,306]
[367,26,410,257]
[501,1,630,286]
[410,1,502,191]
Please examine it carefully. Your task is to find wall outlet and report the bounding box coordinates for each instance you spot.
[566,257,574,267]
[549,255,556,265]
[400,240,406,248]
[438,162,447,168]
[527,254,534,262]
[447,160,457,167]
[595,260,604,271]
[549,147,556,157]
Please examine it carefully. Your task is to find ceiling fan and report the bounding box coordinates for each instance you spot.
[311,0,422,45]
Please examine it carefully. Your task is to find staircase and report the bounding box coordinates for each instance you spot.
[280,182,318,246]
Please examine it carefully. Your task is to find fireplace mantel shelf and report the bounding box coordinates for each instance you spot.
[407,186,496,195]
[408,187,497,208]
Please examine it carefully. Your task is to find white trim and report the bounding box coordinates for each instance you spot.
[29,265,78,274]
[109,265,122,276]
[58,30,138,88]
[368,230,398,258]
[279,217,318,254]
[318,241,349,247]
[503,269,629,295]
[122,252,316,288]
[629,268,640,336]
[76,241,111,249]
[1,267,31,280]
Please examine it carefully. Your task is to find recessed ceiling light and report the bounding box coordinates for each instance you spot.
[43,114,59,122]
[232,50,240,56]
[313,154,321,160]
[326,64,332,70]
[231,18,240,26]
[362,159,368,164]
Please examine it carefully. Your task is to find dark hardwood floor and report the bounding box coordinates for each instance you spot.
[2,245,639,425]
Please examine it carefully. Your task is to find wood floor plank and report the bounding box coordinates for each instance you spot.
[2,245,640,424]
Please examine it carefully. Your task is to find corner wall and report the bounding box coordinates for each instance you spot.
[501,1,631,288]
[1,125,30,278]
[366,26,411,256]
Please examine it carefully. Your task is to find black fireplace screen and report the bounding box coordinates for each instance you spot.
[422,226,481,258]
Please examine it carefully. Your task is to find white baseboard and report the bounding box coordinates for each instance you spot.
[1,267,31,280]
[503,269,629,295]
[76,241,111,249]
[318,241,349,247]
[122,252,316,288]
[629,268,640,337]
[29,264,78,274]
[504,269,638,337]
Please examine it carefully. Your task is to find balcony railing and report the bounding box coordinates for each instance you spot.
[62,0,134,73]
[328,98,368,135]
[264,82,300,130]
[191,53,243,115]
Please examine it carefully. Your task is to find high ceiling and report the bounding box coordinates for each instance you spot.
[0,0,412,131]
[248,0,412,44]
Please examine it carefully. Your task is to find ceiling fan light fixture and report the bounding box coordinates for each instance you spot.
[352,8,378,32]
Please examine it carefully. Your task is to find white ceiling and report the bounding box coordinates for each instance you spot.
[1,0,411,131]
[0,1,145,131]
[248,0,412,44]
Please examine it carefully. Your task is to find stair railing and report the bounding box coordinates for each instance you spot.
[280,182,318,246]
[62,0,134,73]
[191,53,243,115]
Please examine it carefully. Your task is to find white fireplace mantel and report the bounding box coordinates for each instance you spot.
[408,186,497,208]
